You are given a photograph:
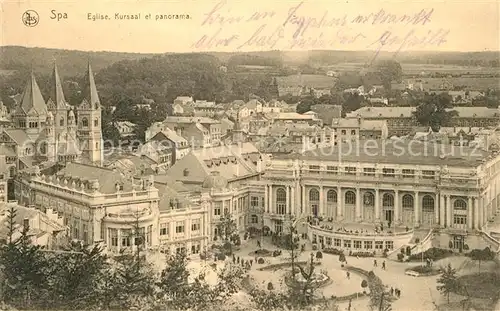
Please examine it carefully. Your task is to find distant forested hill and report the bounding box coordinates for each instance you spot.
[0,46,155,76]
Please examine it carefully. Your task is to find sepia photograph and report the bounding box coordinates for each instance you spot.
[0,0,499,310]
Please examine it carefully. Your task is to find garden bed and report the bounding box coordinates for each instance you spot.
[257,261,321,271]
[404,265,441,276]
[248,249,274,257]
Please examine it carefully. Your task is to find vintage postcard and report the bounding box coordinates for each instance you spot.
[0,0,499,310]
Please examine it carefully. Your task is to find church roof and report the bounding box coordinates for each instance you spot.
[15,71,47,117]
[47,63,68,111]
[79,62,100,109]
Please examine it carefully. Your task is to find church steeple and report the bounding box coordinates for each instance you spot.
[232,114,244,144]
[15,68,47,116]
[81,61,100,110]
[48,61,67,110]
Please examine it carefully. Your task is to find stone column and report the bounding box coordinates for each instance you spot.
[268,185,272,214]
[265,185,269,213]
[434,195,439,225]
[474,197,479,229]
[291,186,296,216]
[355,187,361,221]
[394,190,399,224]
[414,191,420,226]
[440,194,445,226]
[117,229,121,253]
[337,186,342,219]
[446,195,452,227]
[467,197,473,229]
[319,185,324,216]
[301,185,306,215]
[285,186,290,215]
[479,196,485,229]
[375,189,380,221]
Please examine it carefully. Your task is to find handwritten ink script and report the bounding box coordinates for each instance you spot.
[192,0,449,52]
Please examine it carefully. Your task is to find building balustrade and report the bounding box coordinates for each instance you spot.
[309,224,414,238]
[301,170,439,185]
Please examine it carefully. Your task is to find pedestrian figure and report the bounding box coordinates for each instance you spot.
[374,259,378,267]
[250,259,253,266]
[382,261,386,270]
[257,240,261,248]
[398,289,402,298]
[390,287,394,296]
[232,255,236,264]
[346,271,350,279]
[237,256,240,264]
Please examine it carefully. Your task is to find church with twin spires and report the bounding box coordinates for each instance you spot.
[0,62,103,174]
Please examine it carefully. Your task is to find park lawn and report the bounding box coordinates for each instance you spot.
[455,272,500,299]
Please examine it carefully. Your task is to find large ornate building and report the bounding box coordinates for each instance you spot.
[261,139,500,252]
[0,63,104,176]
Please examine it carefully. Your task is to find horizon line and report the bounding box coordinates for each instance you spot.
[2,45,499,55]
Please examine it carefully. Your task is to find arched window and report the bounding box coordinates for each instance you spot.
[276,188,286,203]
[276,188,287,215]
[95,142,99,149]
[60,118,64,127]
[81,118,88,127]
[422,195,435,211]
[363,193,374,206]
[345,191,356,205]
[94,119,99,127]
[402,194,414,209]
[327,190,337,203]
[309,189,319,201]
[454,199,467,210]
[382,193,394,207]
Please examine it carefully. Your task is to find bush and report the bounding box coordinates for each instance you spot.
[361,279,368,289]
[415,238,420,244]
[323,248,343,255]
[257,258,265,264]
[463,244,469,251]
[217,253,226,261]
[408,248,453,262]
[397,253,404,262]
[316,251,323,259]
[350,251,375,258]
[199,253,206,260]
[267,282,274,290]
[312,244,318,251]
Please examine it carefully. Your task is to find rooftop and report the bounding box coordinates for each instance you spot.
[275,139,492,167]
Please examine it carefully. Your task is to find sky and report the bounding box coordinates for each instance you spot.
[1,0,499,53]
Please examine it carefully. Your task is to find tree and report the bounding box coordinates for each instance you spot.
[0,208,48,309]
[339,253,346,264]
[216,211,239,255]
[316,251,323,261]
[468,247,495,272]
[361,279,368,293]
[43,241,110,310]
[413,93,458,131]
[157,250,244,311]
[376,60,403,92]
[436,263,458,304]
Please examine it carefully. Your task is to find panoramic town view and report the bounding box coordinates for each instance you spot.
[1,2,500,309]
